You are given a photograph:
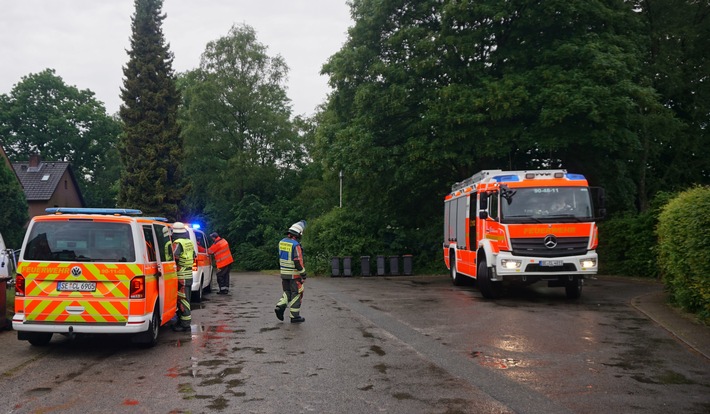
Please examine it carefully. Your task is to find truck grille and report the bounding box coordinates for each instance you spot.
[510,237,589,258]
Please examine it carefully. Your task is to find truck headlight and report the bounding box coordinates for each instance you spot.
[501,259,522,269]
[579,258,597,268]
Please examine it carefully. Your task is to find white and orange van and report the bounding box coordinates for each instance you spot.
[185,224,214,302]
[13,208,178,347]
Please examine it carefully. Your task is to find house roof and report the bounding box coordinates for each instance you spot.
[12,160,84,204]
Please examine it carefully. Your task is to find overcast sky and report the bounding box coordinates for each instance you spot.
[0,0,353,117]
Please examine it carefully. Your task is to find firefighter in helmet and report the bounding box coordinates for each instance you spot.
[171,222,195,332]
[275,220,307,323]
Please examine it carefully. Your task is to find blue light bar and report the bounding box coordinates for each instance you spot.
[46,208,143,215]
[493,175,520,182]
[565,173,586,180]
[190,223,201,229]
[142,217,169,222]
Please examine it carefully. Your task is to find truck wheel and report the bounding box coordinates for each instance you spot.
[450,253,465,286]
[27,332,53,346]
[477,260,503,299]
[565,278,583,299]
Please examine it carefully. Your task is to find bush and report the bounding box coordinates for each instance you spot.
[657,186,710,322]
[597,192,674,278]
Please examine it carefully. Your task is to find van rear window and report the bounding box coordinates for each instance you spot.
[24,221,136,262]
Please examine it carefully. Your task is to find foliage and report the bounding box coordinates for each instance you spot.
[0,162,28,247]
[634,0,710,210]
[656,186,710,322]
[178,24,309,265]
[597,192,674,278]
[0,69,122,207]
[118,0,187,219]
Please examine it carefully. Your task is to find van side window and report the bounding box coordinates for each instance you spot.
[195,232,207,253]
[142,225,157,262]
[154,224,173,262]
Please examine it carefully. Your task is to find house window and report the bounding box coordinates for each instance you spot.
[41,174,50,181]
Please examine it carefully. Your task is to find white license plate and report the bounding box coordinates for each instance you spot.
[540,260,564,267]
[57,281,97,292]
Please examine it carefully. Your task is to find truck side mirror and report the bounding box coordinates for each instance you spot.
[479,193,488,210]
[591,187,606,220]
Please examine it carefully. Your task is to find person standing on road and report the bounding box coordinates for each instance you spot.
[275,220,307,323]
[171,222,195,332]
[208,232,234,294]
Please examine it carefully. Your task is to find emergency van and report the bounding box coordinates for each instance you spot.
[13,208,179,347]
[185,224,214,302]
[444,170,605,299]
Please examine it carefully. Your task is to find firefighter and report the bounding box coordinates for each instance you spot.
[171,222,195,332]
[274,220,307,323]
[208,232,234,294]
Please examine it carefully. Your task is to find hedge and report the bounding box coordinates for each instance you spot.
[656,186,710,322]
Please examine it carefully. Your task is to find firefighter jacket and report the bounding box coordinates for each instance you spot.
[208,236,234,270]
[173,237,195,280]
[279,237,305,279]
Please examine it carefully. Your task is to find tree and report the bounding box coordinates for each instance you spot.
[179,24,303,235]
[0,162,28,248]
[119,0,186,219]
[0,69,122,207]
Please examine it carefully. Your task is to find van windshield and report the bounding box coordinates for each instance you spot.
[24,221,136,262]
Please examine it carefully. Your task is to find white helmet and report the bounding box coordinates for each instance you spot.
[287,220,306,238]
[172,222,188,234]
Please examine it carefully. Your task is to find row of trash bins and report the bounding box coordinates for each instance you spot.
[331,255,413,277]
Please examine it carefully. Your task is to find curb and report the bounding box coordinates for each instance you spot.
[630,290,710,360]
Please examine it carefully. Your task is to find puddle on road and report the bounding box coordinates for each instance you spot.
[470,351,522,369]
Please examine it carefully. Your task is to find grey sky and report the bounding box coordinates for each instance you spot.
[0,0,352,117]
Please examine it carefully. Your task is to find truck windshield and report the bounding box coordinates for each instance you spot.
[500,187,594,223]
[24,221,136,262]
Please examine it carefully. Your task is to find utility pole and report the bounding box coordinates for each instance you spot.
[339,170,343,208]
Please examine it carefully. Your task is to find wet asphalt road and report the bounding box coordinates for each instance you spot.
[0,273,708,414]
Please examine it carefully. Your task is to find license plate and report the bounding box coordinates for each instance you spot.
[57,281,97,292]
[540,260,564,267]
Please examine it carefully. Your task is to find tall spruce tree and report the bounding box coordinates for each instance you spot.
[118,0,186,219]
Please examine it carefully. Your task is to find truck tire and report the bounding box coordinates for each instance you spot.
[565,278,583,299]
[450,252,465,286]
[27,332,53,346]
[477,260,503,299]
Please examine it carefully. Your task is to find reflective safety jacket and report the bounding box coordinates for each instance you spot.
[279,237,305,279]
[173,237,195,280]
[208,237,234,270]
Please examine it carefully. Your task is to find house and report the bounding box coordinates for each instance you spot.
[12,154,85,219]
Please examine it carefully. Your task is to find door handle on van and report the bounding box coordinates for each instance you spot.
[156,270,162,278]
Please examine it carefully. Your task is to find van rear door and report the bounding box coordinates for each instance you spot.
[21,219,135,324]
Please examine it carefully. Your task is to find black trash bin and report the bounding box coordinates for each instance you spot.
[403,254,413,275]
[331,257,340,277]
[389,255,399,275]
[360,256,371,276]
[343,256,352,277]
[376,255,386,276]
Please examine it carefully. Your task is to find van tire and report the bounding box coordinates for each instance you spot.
[27,332,53,346]
[477,260,503,299]
[134,305,160,348]
[191,275,203,303]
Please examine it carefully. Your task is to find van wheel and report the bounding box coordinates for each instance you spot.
[566,278,583,299]
[27,332,53,346]
[191,275,203,303]
[477,260,503,299]
[134,306,160,348]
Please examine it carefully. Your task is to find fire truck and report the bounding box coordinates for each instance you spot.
[444,170,605,299]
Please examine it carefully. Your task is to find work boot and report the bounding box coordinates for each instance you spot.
[274,307,285,321]
[172,324,190,332]
[290,316,305,323]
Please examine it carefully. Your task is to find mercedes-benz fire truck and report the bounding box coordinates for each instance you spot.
[444,170,605,299]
